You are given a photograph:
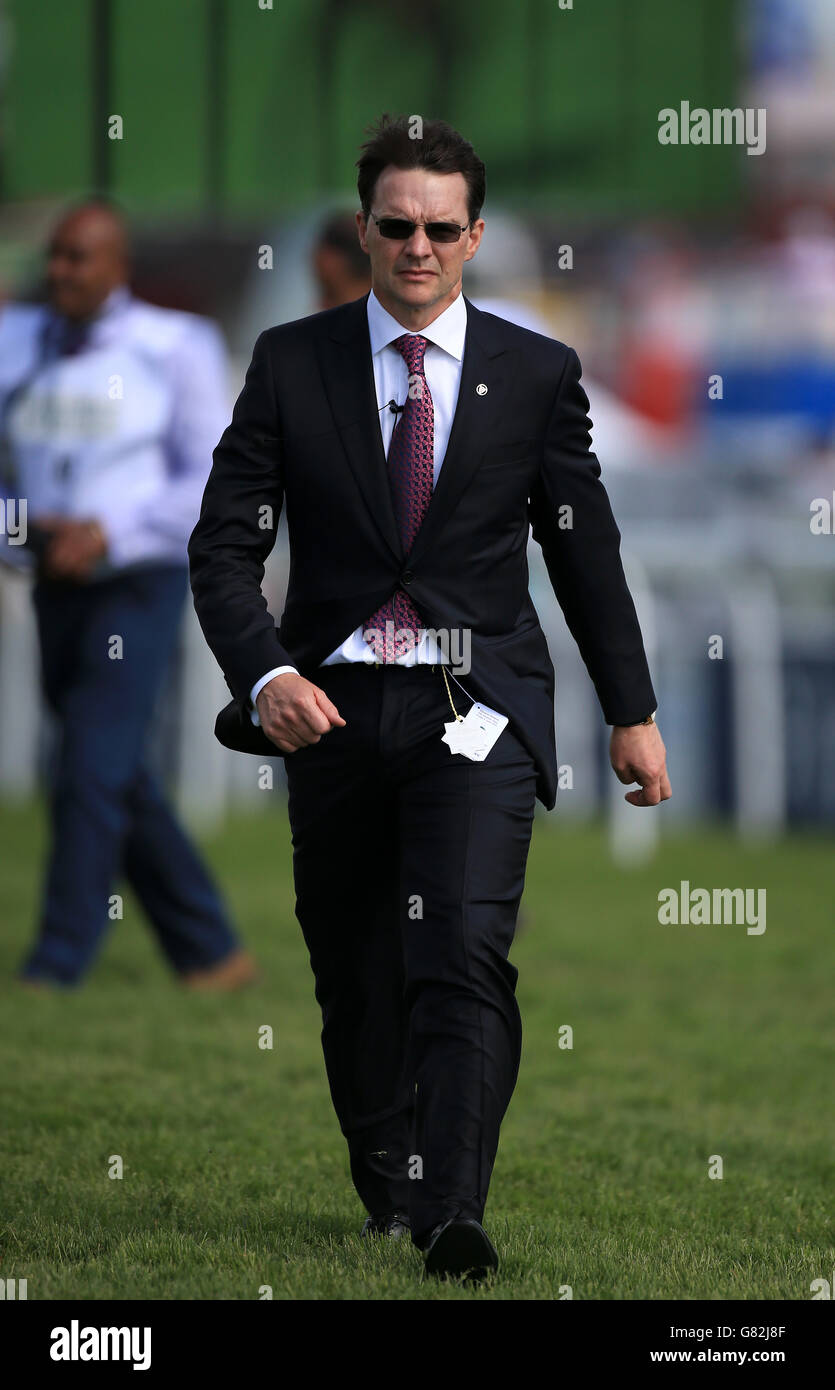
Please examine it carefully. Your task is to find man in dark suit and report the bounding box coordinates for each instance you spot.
[188,114,671,1281]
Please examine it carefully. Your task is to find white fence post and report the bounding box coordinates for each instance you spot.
[0,570,40,796]
[174,603,231,831]
[726,572,786,840]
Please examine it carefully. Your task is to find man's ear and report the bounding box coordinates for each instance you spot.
[463,218,485,264]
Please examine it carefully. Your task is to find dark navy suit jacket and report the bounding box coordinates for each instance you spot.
[187,293,656,809]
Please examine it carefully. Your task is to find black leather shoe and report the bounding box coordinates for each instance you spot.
[423,1218,498,1282]
[360,1211,410,1239]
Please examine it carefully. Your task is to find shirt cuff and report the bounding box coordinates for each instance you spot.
[249,665,299,725]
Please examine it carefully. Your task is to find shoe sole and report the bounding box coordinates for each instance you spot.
[424,1221,498,1281]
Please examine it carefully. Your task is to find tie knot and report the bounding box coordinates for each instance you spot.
[394,333,428,373]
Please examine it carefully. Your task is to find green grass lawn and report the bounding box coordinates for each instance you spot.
[1,799,833,1300]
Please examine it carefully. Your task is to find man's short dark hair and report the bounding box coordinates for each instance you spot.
[357,114,486,226]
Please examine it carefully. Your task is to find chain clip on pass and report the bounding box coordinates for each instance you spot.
[440,664,464,723]
[437,662,510,762]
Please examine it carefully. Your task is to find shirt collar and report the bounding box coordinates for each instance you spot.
[48,283,131,332]
[96,284,132,320]
[82,283,132,334]
[44,284,132,356]
[367,287,467,362]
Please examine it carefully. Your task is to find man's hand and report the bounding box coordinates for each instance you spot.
[610,722,672,807]
[255,672,346,753]
[38,516,107,581]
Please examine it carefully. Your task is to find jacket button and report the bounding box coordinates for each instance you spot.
[401,570,414,584]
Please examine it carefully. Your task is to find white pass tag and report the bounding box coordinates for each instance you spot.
[441,701,509,762]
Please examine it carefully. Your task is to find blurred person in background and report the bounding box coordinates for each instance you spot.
[312,210,372,310]
[0,199,255,991]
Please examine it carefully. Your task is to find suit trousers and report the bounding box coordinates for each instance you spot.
[283,661,537,1249]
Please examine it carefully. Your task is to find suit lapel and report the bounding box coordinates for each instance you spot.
[406,296,513,569]
[317,295,402,563]
[316,292,514,567]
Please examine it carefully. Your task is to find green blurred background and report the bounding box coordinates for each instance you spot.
[4,0,739,216]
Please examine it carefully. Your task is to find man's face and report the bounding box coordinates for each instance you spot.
[46,212,127,320]
[357,167,483,323]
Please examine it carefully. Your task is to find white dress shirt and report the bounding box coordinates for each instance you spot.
[0,286,230,575]
[250,288,467,721]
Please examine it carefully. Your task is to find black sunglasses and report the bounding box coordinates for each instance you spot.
[369,213,471,245]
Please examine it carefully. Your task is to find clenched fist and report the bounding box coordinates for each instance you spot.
[255,672,346,754]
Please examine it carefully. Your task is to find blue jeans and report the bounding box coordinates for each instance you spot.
[20,564,240,985]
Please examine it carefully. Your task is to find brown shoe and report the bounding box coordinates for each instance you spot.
[180,949,259,992]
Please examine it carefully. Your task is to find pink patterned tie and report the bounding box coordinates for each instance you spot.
[362,333,434,662]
